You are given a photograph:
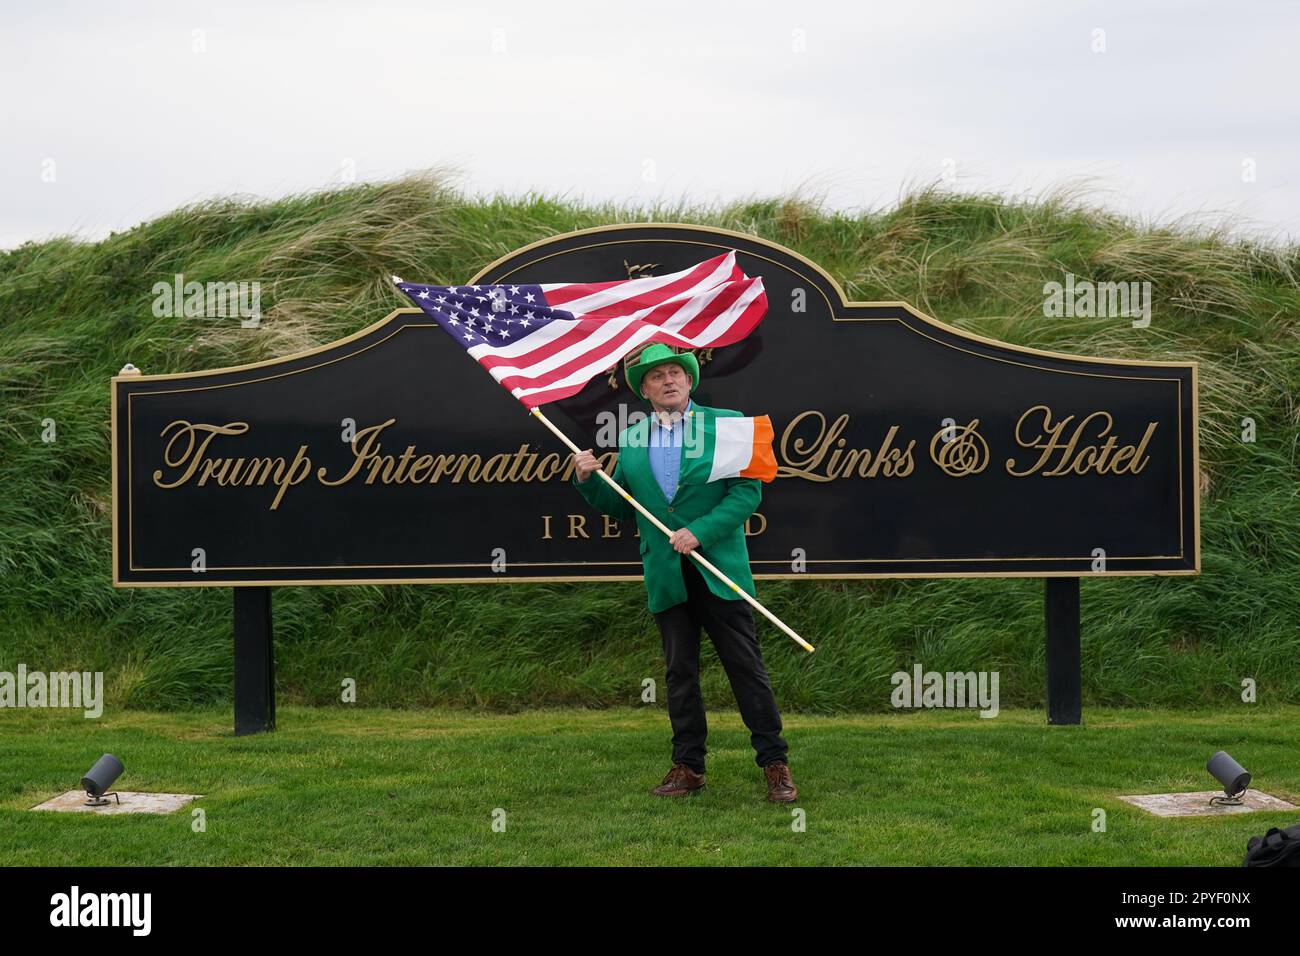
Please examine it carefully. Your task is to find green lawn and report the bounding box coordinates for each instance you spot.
[2,704,1295,866]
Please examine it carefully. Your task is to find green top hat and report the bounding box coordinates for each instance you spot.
[624,343,700,402]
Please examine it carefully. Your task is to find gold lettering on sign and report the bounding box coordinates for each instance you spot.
[147,405,1167,519]
[534,453,563,482]
[317,419,392,487]
[154,421,249,487]
[745,512,768,537]
[928,420,990,477]
[153,420,312,511]
[624,260,659,279]
[778,411,915,480]
[1006,405,1158,477]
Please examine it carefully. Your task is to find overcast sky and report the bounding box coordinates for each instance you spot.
[3,0,1298,250]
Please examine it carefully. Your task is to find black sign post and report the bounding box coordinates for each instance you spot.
[1045,578,1083,724]
[233,587,275,736]
[112,224,1198,731]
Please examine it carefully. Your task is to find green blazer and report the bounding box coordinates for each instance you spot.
[572,402,761,614]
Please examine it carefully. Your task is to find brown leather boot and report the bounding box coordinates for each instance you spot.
[651,763,705,797]
[763,761,798,802]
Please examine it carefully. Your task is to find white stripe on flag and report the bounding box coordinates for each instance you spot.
[474,278,764,402]
[539,250,736,313]
[708,417,755,482]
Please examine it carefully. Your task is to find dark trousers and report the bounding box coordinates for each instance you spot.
[652,554,789,774]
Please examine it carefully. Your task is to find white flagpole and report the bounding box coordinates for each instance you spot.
[528,406,815,653]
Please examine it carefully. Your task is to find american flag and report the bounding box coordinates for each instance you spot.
[393,251,767,408]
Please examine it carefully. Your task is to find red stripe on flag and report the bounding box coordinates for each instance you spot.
[486,279,760,394]
[540,251,741,308]
[508,293,768,408]
[476,276,758,384]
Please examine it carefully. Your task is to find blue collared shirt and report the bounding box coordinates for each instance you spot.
[647,398,694,502]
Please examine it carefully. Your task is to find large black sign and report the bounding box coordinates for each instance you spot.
[112,224,1198,586]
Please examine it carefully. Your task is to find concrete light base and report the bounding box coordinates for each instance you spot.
[31,790,202,815]
[1118,789,1296,817]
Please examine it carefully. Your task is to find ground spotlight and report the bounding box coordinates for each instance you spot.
[1206,750,1251,806]
[81,753,123,807]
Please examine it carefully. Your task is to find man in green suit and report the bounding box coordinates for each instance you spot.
[572,342,796,802]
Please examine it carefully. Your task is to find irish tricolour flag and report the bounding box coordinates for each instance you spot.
[704,414,778,483]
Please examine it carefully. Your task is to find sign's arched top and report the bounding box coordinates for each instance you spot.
[468,221,1197,374]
